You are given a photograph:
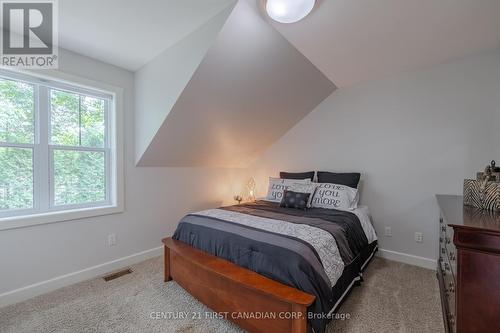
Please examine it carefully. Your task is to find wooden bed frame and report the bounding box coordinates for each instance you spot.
[162,237,316,333]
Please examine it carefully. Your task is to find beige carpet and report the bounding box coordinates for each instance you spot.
[0,256,443,333]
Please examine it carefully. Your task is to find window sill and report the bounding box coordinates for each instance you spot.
[0,205,124,231]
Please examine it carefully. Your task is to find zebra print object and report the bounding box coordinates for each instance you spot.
[463,204,500,224]
[464,179,500,212]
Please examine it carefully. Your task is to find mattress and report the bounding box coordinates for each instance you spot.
[172,201,378,333]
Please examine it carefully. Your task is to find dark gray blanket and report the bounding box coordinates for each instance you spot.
[172,201,368,333]
[222,201,368,266]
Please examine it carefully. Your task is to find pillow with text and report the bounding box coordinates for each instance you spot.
[265,177,311,202]
[311,183,358,210]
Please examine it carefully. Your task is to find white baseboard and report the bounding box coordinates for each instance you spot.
[0,246,163,308]
[377,248,436,270]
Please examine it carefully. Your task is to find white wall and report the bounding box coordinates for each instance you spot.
[251,49,500,262]
[0,49,248,301]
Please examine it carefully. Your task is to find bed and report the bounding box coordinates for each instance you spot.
[163,200,378,333]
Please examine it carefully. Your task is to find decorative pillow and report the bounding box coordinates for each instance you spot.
[317,172,361,189]
[280,171,315,181]
[311,183,359,210]
[289,182,317,208]
[265,177,311,202]
[280,190,310,210]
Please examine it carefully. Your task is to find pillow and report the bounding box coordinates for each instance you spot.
[280,171,315,181]
[265,177,311,202]
[311,183,359,210]
[289,182,317,208]
[317,172,361,188]
[280,190,310,210]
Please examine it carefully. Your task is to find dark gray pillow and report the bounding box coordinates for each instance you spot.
[280,190,310,210]
[280,171,315,181]
[317,172,361,188]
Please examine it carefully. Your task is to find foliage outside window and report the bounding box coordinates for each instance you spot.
[0,71,114,219]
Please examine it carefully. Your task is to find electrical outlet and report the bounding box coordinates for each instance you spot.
[108,233,116,246]
[415,232,423,243]
[384,226,392,237]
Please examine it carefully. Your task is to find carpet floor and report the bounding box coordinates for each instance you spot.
[0,256,443,333]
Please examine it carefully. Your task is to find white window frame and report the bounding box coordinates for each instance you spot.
[0,69,124,231]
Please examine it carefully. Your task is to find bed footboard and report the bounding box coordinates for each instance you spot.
[162,237,315,333]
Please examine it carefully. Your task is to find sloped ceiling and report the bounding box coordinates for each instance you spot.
[136,0,336,167]
[134,3,237,164]
[59,0,236,70]
[4,1,497,167]
[263,0,500,87]
[58,1,500,83]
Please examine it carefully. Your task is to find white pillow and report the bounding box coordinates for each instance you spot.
[289,182,318,208]
[265,177,311,202]
[311,183,359,210]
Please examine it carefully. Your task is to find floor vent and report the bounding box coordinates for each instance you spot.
[103,268,133,281]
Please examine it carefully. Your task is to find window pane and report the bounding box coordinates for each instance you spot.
[53,149,105,206]
[81,96,105,147]
[0,78,34,144]
[0,147,33,210]
[51,90,79,146]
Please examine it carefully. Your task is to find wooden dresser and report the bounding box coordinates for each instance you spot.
[436,195,500,333]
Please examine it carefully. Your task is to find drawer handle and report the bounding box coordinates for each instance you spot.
[446,237,451,244]
[448,281,455,293]
[439,217,444,224]
[444,263,450,271]
[448,314,455,325]
[441,248,446,254]
[448,252,455,261]
[439,237,443,243]
[441,226,446,232]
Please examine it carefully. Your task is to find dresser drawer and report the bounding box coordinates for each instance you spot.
[439,254,454,283]
[443,268,456,332]
[440,216,456,277]
[439,239,457,333]
[437,195,500,333]
[445,225,457,276]
[438,254,456,333]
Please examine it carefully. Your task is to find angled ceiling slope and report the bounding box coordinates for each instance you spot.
[265,0,500,87]
[59,0,237,71]
[134,2,237,163]
[136,0,336,167]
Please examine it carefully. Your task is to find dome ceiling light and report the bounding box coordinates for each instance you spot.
[266,0,315,24]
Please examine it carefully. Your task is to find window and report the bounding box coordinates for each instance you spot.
[0,70,122,227]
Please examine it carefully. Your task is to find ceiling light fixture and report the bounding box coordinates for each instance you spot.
[266,0,315,24]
